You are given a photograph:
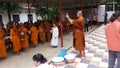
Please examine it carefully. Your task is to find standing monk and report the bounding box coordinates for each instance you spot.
[38,23,46,43]
[44,21,51,42]
[19,24,29,51]
[66,11,85,59]
[10,24,21,55]
[0,25,7,58]
[30,24,38,47]
[65,18,70,33]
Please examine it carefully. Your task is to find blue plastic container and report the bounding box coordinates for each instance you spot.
[59,48,67,57]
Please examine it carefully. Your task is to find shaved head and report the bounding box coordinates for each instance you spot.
[77,10,83,17]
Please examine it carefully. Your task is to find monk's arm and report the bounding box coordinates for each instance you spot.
[66,13,73,24]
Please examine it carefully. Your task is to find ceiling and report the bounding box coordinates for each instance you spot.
[0,0,104,9]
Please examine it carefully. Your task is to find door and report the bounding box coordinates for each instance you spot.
[28,14,33,22]
[0,15,2,23]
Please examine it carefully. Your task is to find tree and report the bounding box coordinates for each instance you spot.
[48,6,59,20]
[35,5,59,20]
[36,5,48,20]
[0,1,21,22]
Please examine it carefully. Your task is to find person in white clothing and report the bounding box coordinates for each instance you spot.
[51,23,59,48]
[33,53,53,68]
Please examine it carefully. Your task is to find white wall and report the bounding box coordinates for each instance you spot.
[0,10,37,25]
[11,11,37,23]
[98,5,105,22]
[20,12,28,23]
[0,12,9,26]
[106,11,115,21]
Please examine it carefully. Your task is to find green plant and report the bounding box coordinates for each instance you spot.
[35,5,59,20]
[0,1,21,22]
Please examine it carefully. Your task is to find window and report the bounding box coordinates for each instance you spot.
[28,14,33,22]
[13,15,20,22]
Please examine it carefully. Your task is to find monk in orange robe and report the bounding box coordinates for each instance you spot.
[30,24,38,47]
[6,22,13,34]
[10,24,21,55]
[66,11,85,59]
[38,23,46,43]
[0,25,7,58]
[24,21,32,30]
[19,24,29,51]
[65,18,70,33]
[44,21,51,42]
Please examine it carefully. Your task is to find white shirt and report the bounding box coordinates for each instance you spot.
[52,27,59,38]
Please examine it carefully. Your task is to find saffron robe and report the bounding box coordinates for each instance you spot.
[10,29,21,52]
[0,32,7,58]
[19,27,29,49]
[44,22,51,42]
[73,17,85,50]
[30,26,38,46]
[38,24,46,43]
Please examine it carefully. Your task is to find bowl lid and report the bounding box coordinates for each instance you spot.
[51,57,64,63]
[64,54,75,60]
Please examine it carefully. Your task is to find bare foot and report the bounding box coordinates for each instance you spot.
[24,49,28,52]
[16,52,20,55]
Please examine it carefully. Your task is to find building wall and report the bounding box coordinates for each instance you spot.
[11,12,37,23]
[98,5,105,22]
[0,12,9,25]
[0,10,37,26]
[106,11,115,21]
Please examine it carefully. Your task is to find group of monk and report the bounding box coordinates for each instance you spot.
[0,19,71,59]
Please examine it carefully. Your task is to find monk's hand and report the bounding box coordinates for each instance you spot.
[66,12,68,15]
[66,12,69,19]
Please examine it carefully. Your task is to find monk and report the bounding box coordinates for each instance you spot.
[44,21,51,42]
[34,21,39,29]
[6,22,13,35]
[6,22,13,50]
[0,25,7,58]
[65,18,70,33]
[10,24,21,55]
[19,24,29,51]
[25,21,32,30]
[30,24,38,47]
[66,11,85,59]
[38,23,46,43]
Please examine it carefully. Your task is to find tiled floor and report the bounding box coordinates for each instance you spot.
[67,25,109,68]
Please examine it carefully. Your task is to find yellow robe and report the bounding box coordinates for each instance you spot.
[20,27,29,49]
[73,17,85,50]
[38,24,46,43]
[10,29,21,52]
[44,22,51,42]
[30,26,38,46]
[0,32,7,58]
